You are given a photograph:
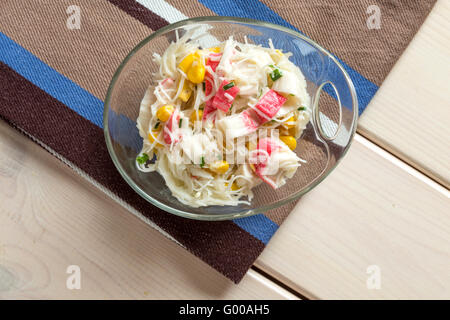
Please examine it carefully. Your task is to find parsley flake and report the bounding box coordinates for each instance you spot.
[223,81,235,90]
[136,153,149,165]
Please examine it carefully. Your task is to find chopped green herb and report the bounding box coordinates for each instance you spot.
[271,119,276,123]
[199,106,204,111]
[223,81,235,90]
[297,106,306,111]
[154,122,160,129]
[179,118,183,128]
[258,88,263,98]
[289,93,295,96]
[270,68,283,81]
[268,64,283,81]
[136,153,149,165]
[200,156,205,168]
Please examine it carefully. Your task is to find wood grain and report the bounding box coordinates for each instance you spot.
[0,122,297,300]
[256,134,450,299]
[358,0,450,187]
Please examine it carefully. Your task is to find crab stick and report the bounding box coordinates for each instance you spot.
[253,89,287,123]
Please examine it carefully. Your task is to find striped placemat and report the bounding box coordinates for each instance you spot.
[0,0,436,283]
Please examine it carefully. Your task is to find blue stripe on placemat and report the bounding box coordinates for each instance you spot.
[0,32,104,128]
[0,31,272,244]
[233,214,279,245]
[198,0,379,115]
[0,32,142,152]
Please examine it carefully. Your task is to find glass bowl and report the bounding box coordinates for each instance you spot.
[104,17,358,221]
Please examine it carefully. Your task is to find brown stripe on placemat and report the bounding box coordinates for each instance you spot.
[261,0,436,85]
[264,199,298,225]
[0,61,265,283]
[0,0,156,100]
[107,0,169,30]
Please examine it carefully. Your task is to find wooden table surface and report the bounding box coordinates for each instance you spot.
[0,0,449,299]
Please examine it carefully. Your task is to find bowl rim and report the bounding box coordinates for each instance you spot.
[103,16,358,221]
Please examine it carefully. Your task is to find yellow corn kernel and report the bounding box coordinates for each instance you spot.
[148,130,162,147]
[178,53,196,73]
[208,47,221,53]
[210,160,229,174]
[187,61,206,84]
[179,81,192,102]
[275,49,283,56]
[284,116,296,129]
[190,109,203,122]
[179,90,191,102]
[178,51,202,73]
[280,135,297,150]
[156,104,174,122]
[225,182,240,191]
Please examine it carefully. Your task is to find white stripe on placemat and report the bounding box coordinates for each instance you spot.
[136,0,187,23]
[138,0,219,49]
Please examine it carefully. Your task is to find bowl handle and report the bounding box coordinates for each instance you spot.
[312,81,343,141]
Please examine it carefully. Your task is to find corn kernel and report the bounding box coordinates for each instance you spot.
[178,53,196,73]
[148,130,162,147]
[187,61,206,84]
[280,135,297,150]
[178,51,202,73]
[275,49,283,56]
[190,109,203,122]
[179,90,191,102]
[210,160,229,174]
[284,116,296,129]
[156,104,174,122]
[225,182,240,191]
[208,47,221,53]
[179,81,192,102]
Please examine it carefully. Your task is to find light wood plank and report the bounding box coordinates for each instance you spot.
[256,134,450,299]
[358,0,450,187]
[0,121,297,300]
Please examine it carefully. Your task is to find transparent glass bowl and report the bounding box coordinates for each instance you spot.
[104,17,358,221]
